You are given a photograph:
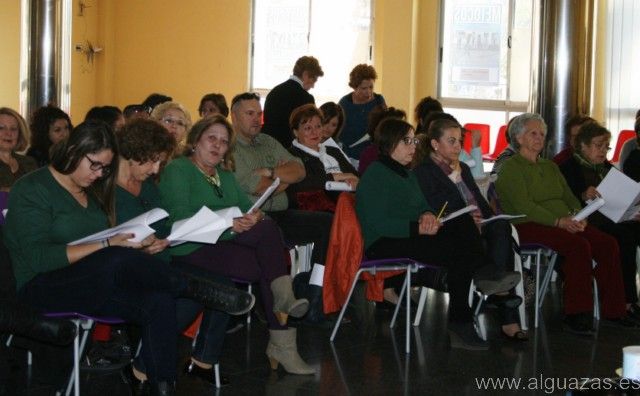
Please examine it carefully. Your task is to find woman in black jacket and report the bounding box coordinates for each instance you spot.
[413,118,526,341]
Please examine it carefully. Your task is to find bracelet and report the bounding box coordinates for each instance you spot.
[106,238,110,247]
[101,239,107,248]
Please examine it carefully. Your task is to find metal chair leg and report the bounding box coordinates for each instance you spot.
[330,269,365,342]
[412,287,428,326]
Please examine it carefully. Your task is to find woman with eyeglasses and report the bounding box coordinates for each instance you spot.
[158,115,314,375]
[413,118,527,341]
[559,121,640,320]
[150,102,192,157]
[3,120,254,395]
[496,113,634,335]
[356,118,518,350]
[287,104,358,211]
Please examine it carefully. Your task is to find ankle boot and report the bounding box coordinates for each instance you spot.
[184,276,255,315]
[270,275,309,325]
[0,301,77,345]
[149,381,176,396]
[266,328,314,375]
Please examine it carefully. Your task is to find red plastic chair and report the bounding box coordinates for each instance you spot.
[611,130,636,163]
[483,125,508,162]
[463,123,490,154]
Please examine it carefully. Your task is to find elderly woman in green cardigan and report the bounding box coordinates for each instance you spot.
[495,113,633,336]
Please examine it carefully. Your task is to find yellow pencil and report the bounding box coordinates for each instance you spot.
[436,201,448,221]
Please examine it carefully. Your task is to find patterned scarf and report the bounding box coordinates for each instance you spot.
[430,153,480,215]
[573,152,608,181]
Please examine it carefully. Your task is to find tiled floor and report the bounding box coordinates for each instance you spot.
[3,283,640,395]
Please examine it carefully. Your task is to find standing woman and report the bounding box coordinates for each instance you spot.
[0,108,37,191]
[158,115,314,375]
[338,64,386,162]
[26,104,72,167]
[559,122,640,319]
[3,120,253,395]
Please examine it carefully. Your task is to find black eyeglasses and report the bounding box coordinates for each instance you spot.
[85,155,112,177]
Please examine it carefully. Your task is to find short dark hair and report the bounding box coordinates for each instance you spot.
[29,104,73,160]
[418,111,459,135]
[292,56,324,78]
[142,93,172,110]
[289,104,322,131]
[348,64,377,89]
[117,119,176,163]
[85,106,123,131]
[366,106,406,140]
[564,114,595,138]
[426,118,463,154]
[230,92,261,112]
[185,115,237,171]
[414,96,443,133]
[198,93,229,117]
[123,104,151,119]
[50,120,118,225]
[375,118,414,157]
[574,121,610,156]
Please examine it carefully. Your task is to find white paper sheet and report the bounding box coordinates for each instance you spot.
[572,198,605,221]
[248,178,280,213]
[597,168,640,223]
[440,205,477,223]
[480,214,526,224]
[309,264,325,287]
[69,208,168,245]
[325,181,354,192]
[167,206,241,246]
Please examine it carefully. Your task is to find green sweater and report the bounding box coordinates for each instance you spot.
[495,153,581,226]
[115,179,171,262]
[158,156,253,256]
[355,160,432,250]
[3,167,109,289]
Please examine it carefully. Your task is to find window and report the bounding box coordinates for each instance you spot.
[438,0,536,152]
[251,0,373,105]
[604,0,640,141]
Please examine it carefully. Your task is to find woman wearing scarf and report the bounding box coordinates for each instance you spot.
[413,118,527,341]
[559,121,640,320]
[287,104,358,212]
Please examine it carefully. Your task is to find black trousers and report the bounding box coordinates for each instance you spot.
[267,209,333,265]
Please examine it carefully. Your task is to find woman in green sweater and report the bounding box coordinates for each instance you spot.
[356,118,518,350]
[158,115,314,375]
[3,120,253,395]
[495,113,630,335]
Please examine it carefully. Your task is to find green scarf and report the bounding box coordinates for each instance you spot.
[573,152,608,181]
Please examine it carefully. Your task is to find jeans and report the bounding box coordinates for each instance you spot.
[18,247,183,382]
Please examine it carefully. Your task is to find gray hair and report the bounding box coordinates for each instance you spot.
[508,113,547,150]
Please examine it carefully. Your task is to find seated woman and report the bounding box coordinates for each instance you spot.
[0,108,37,191]
[198,93,229,119]
[3,120,253,395]
[287,104,358,211]
[356,118,518,350]
[150,101,193,156]
[495,113,633,335]
[26,104,72,167]
[319,101,344,143]
[115,119,233,387]
[559,121,640,320]
[158,115,314,375]
[623,117,640,182]
[413,118,526,340]
[358,106,407,175]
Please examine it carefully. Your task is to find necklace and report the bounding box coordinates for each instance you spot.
[193,162,223,198]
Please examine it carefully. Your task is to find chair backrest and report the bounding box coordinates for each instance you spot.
[612,130,636,162]
[463,123,491,154]
[0,225,17,299]
[492,125,508,157]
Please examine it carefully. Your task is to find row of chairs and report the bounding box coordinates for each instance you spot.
[463,123,635,164]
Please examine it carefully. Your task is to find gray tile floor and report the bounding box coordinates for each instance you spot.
[4,283,640,395]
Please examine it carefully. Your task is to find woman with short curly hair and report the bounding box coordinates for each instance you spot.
[338,64,386,162]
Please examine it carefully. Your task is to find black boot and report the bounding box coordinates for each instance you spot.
[149,381,176,396]
[0,300,76,345]
[184,276,255,315]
